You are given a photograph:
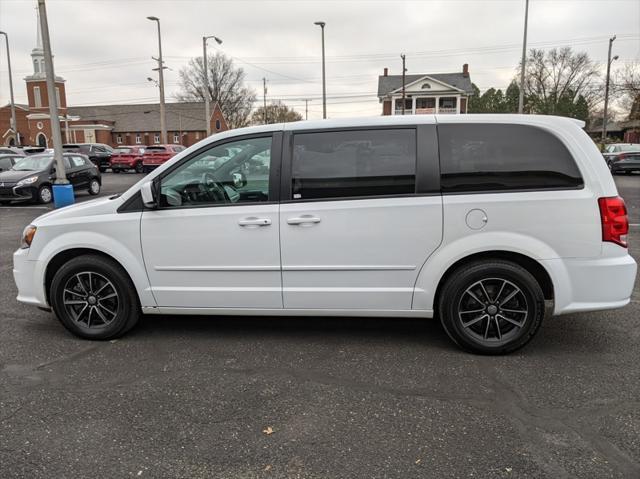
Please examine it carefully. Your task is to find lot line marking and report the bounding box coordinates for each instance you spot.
[0,206,50,210]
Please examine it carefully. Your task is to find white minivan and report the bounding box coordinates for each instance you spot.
[13,115,637,354]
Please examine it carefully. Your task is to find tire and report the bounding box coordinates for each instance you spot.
[50,255,140,340]
[0,200,11,206]
[37,185,53,204]
[438,260,545,355]
[88,178,101,196]
[135,161,144,174]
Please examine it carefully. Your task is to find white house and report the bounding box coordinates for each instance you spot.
[378,64,474,115]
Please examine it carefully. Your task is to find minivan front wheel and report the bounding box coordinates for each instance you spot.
[50,255,140,340]
[438,260,545,355]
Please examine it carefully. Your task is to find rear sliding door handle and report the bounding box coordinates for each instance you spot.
[238,217,271,227]
[287,215,321,225]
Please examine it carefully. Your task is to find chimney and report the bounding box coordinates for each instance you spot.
[383,67,388,77]
[462,64,469,77]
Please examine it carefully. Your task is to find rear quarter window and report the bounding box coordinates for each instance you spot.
[438,124,583,193]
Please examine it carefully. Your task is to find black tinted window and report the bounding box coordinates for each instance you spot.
[291,129,416,200]
[438,124,583,193]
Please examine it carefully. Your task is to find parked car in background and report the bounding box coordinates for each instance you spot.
[0,147,26,156]
[19,146,49,155]
[142,145,186,173]
[0,154,24,172]
[13,115,636,354]
[110,145,146,173]
[0,152,101,205]
[63,143,114,173]
[603,143,640,166]
[608,151,640,174]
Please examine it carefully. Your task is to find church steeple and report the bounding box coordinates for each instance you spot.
[30,8,46,77]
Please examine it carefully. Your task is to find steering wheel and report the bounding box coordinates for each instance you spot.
[200,172,230,202]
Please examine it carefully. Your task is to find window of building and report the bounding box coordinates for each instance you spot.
[55,87,61,108]
[154,134,160,144]
[116,135,123,144]
[215,119,222,131]
[291,129,416,201]
[438,124,584,193]
[394,98,412,113]
[439,97,457,109]
[33,59,39,73]
[34,86,42,108]
[416,98,436,109]
[195,132,200,140]
[135,134,142,144]
[421,83,431,89]
[173,133,180,144]
[159,136,272,208]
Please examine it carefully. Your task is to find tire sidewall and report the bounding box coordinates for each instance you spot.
[88,178,101,195]
[440,262,544,355]
[50,256,137,340]
[38,185,52,204]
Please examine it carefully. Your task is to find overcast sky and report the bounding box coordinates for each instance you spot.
[1,0,639,120]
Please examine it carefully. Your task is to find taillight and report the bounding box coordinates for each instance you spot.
[598,196,629,248]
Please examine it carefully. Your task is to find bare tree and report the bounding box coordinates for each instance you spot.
[522,47,600,115]
[250,102,302,125]
[614,62,640,120]
[175,52,256,129]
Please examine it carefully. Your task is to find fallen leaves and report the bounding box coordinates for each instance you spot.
[262,426,274,435]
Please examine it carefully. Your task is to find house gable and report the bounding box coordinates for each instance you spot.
[390,75,464,95]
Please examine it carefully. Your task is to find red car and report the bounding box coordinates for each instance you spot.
[110,145,147,173]
[142,145,186,173]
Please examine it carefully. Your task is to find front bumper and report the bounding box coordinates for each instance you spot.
[13,248,48,308]
[0,185,36,202]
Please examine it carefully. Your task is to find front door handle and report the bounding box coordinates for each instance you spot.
[238,217,272,227]
[287,215,321,225]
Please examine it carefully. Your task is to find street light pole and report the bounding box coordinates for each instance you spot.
[0,31,19,146]
[202,35,222,137]
[148,16,167,144]
[602,35,618,148]
[401,54,406,115]
[37,0,66,183]
[314,21,326,119]
[518,0,529,114]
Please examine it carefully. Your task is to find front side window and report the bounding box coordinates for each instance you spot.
[438,124,583,193]
[159,136,272,208]
[291,129,416,200]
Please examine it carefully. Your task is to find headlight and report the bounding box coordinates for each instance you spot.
[15,176,39,187]
[21,225,37,249]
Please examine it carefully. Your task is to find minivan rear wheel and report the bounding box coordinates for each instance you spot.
[50,255,140,340]
[438,260,545,355]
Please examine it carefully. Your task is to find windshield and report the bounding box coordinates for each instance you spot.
[12,155,52,171]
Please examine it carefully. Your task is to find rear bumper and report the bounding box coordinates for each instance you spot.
[611,163,640,172]
[13,248,48,308]
[543,249,637,315]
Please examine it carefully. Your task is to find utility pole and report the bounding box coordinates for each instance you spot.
[147,16,167,144]
[518,0,529,114]
[0,31,19,146]
[305,99,309,120]
[401,54,406,115]
[602,35,618,148]
[263,77,267,124]
[314,21,327,119]
[37,0,66,183]
[202,35,222,137]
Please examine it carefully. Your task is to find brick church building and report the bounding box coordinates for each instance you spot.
[1,17,228,148]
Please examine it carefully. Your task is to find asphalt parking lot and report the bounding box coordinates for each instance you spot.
[1,172,639,478]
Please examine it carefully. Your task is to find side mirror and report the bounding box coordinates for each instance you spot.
[140,181,156,208]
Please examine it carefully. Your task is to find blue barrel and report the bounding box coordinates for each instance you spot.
[52,183,75,208]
